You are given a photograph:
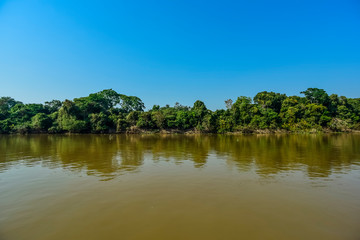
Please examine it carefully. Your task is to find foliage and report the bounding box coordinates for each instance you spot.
[301,88,330,106]
[0,88,359,134]
[32,113,52,131]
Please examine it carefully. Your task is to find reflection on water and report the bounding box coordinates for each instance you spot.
[1,134,359,180]
[1,134,360,240]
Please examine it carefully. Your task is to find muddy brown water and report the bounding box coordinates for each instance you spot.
[0,134,360,240]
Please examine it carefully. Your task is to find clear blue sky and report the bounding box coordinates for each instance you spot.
[1,0,359,110]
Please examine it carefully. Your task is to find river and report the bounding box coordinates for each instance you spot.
[0,134,360,240]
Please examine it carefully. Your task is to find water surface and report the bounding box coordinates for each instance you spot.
[1,134,360,240]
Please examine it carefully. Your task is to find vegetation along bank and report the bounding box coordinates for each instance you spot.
[0,88,359,134]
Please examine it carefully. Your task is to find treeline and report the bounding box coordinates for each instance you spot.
[0,88,359,134]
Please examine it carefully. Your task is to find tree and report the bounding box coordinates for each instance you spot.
[279,96,304,129]
[0,88,358,134]
[152,110,165,129]
[0,119,12,133]
[97,89,122,109]
[300,88,330,106]
[214,109,233,133]
[120,95,145,112]
[137,112,155,129]
[59,100,80,117]
[45,100,62,113]
[253,91,286,113]
[9,103,46,125]
[32,113,52,131]
[126,111,140,126]
[0,97,21,120]
[60,117,87,133]
[231,96,253,126]
[303,103,330,127]
[57,100,86,132]
[90,112,112,133]
[225,99,233,110]
[151,105,160,111]
[175,111,191,130]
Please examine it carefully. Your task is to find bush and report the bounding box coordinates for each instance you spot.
[14,122,32,134]
[32,113,52,131]
[328,118,350,132]
[60,117,87,133]
[0,119,12,133]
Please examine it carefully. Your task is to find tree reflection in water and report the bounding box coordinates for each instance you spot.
[0,134,359,180]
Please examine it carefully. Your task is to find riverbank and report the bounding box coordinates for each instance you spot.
[1,88,359,136]
[2,128,359,135]
[125,128,360,135]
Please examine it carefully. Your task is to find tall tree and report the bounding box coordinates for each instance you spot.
[301,88,330,106]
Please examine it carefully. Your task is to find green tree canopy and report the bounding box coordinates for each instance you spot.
[301,88,330,106]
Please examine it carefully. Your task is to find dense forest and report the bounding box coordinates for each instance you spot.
[0,88,359,134]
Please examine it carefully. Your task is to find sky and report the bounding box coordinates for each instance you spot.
[0,0,359,110]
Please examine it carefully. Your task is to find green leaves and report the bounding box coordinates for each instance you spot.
[301,88,330,106]
[0,88,359,134]
[254,91,286,113]
[32,113,52,131]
